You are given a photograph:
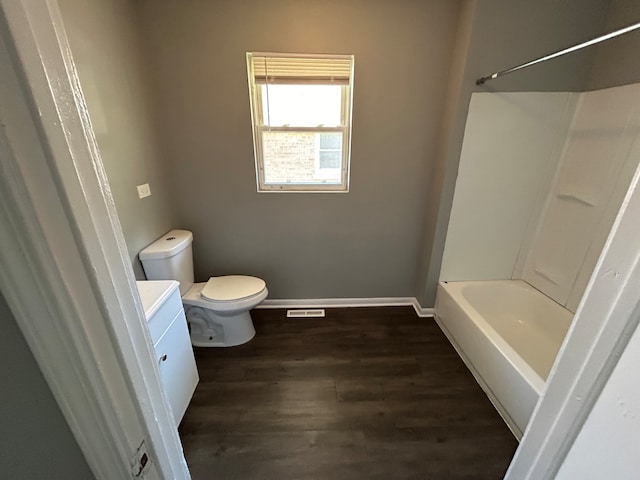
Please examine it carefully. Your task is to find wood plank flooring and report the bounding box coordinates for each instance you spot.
[179,307,517,479]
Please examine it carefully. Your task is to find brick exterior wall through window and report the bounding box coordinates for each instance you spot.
[263,131,317,183]
[262,131,341,184]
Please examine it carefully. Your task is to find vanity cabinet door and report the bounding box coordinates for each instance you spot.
[147,291,182,344]
[155,311,199,425]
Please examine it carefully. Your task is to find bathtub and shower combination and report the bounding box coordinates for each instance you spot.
[432,83,640,439]
[435,279,573,439]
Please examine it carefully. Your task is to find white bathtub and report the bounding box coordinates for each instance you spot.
[435,279,573,439]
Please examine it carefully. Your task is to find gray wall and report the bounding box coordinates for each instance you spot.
[58,0,629,303]
[586,0,640,90]
[58,0,177,279]
[415,0,613,306]
[136,0,462,299]
[0,292,94,479]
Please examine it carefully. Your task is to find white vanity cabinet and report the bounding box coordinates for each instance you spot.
[136,280,199,425]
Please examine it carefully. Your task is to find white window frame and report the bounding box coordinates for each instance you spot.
[247,52,354,193]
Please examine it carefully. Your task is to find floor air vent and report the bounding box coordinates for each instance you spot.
[286,309,325,318]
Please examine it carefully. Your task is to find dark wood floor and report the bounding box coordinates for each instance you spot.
[179,307,517,479]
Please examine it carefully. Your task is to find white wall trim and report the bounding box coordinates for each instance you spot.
[258,297,435,318]
[0,1,189,479]
[411,298,436,318]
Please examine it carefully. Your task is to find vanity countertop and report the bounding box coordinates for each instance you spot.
[136,280,180,320]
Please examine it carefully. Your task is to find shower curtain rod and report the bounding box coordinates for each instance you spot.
[476,21,640,85]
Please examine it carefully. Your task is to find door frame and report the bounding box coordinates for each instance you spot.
[0,1,189,478]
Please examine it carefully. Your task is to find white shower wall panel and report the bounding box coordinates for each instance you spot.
[522,83,640,310]
[565,122,640,311]
[440,92,576,281]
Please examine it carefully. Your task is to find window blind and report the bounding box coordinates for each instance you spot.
[249,53,353,85]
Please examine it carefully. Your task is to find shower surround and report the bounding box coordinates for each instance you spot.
[436,82,640,437]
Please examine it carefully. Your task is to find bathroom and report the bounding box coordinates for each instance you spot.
[1,0,640,479]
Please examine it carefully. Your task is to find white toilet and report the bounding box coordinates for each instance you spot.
[139,229,267,347]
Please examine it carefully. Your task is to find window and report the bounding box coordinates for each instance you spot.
[315,132,342,179]
[246,52,354,192]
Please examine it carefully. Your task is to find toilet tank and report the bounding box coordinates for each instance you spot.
[139,230,194,296]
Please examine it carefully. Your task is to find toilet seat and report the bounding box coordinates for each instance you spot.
[182,279,268,313]
[201,275,266,302]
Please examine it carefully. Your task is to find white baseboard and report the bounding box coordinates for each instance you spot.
[411,298,436,318]
[257,297,435,318]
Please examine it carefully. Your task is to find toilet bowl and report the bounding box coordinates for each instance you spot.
[182,276,268,347]
[139,230,268,347]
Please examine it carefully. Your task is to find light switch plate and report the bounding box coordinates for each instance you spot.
[137,183,151,199]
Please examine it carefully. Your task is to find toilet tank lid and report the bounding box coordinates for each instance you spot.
[139,230,193,260]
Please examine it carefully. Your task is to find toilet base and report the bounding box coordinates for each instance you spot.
[187,309,256,347]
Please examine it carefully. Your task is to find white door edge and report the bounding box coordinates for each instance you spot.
[0,1,189,479]
[505,147,640,477]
